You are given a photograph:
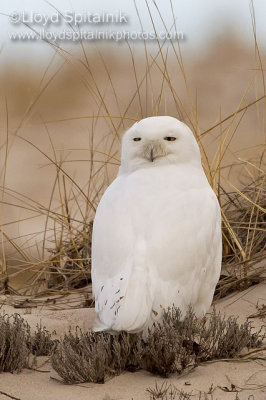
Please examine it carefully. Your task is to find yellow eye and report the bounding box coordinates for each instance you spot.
[164,137,176,141]
[133,138,141,141]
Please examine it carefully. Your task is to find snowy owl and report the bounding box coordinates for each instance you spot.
[92,116,222,333]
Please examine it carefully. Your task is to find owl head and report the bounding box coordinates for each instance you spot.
[120,116,201,174]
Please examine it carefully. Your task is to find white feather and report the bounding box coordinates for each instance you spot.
[92,116,222,332]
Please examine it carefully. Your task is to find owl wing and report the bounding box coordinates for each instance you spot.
[92,175,153,331]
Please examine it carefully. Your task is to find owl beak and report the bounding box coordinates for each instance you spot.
[150,147,154,162]
[144,142,163,162]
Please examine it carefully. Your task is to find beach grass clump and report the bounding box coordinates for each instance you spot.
[0,314,30,373]
[0,314,56,372]
[50,329,142,383]
[46,222,93,291]
[30,323,56,356]
[51,307,265,383]
[51,329,110,383]
[0,308,263,381]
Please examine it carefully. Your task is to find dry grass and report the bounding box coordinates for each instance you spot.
[215,174,266,298]
[46,221,93,291]
[0,313,55,373]
[147,382,192,400]
[0,308,264,384]
[50,307,265,384]
[30,323,56,356]
[0,314,30,373]
[0,1,265,301]
[146,381,244,400]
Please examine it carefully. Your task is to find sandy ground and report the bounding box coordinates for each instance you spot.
[0,284,265,400]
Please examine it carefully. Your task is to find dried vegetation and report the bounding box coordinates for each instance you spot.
[51,307,265,383]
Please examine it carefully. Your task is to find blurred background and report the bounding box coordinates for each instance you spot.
[0,0,265,292]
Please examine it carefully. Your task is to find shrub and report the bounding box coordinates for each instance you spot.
[0,314,30,373]
[51,307,265,383]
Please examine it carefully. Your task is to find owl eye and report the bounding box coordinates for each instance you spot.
[133,138,141,141]
[164,137,176,141]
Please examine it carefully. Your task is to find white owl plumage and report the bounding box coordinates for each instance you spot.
[92,116,222,333]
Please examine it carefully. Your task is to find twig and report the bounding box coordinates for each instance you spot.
[0,391,21,400]
[239,347,266,358]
